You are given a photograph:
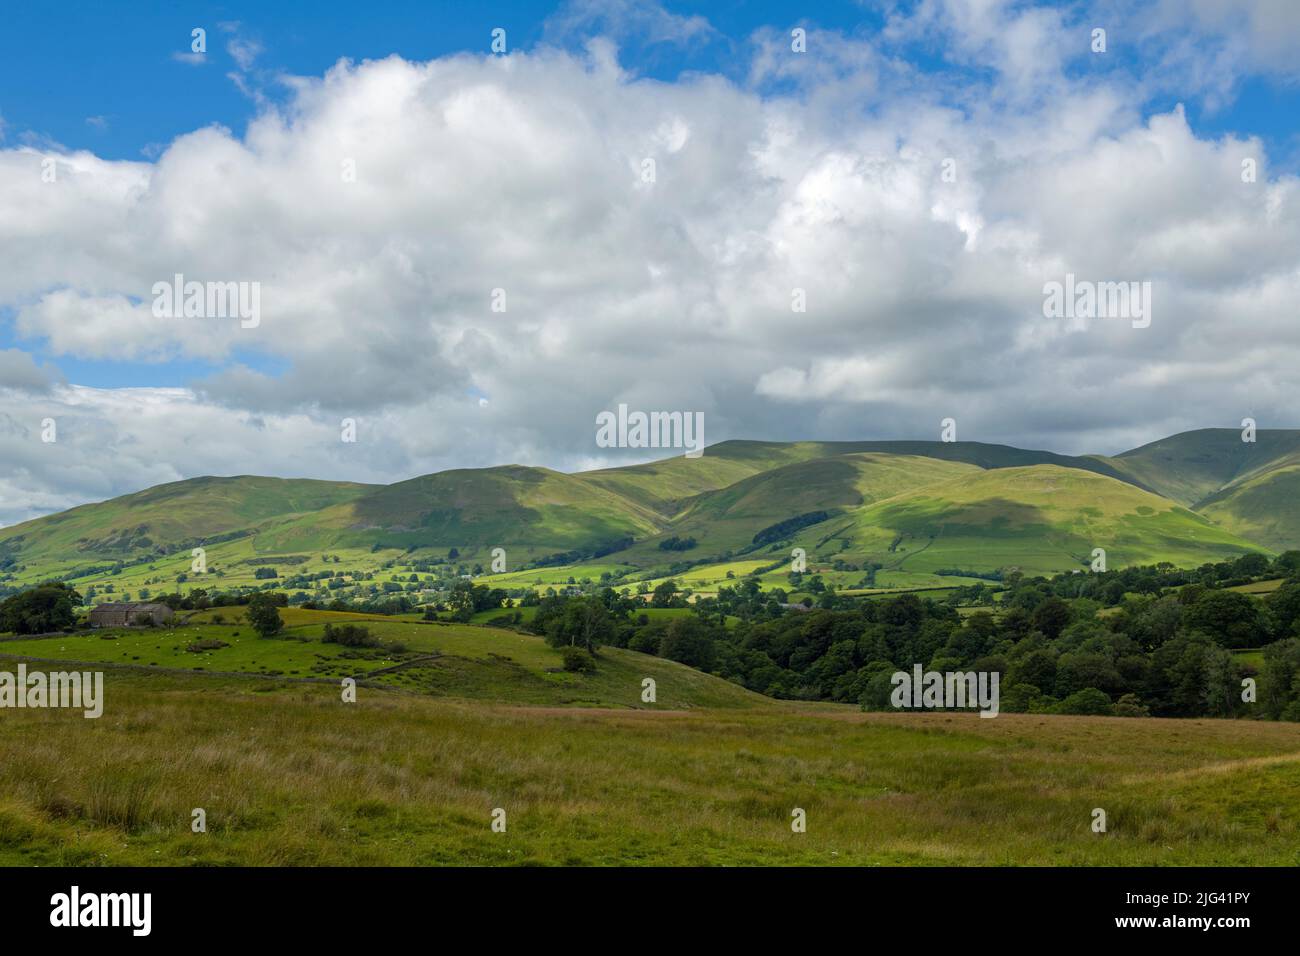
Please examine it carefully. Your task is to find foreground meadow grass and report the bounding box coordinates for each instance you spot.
[2,670,1299,866]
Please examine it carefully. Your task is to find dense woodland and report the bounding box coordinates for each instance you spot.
[518,551,1300,720]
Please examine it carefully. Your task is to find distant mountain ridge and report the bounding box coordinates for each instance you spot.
[0,429,1294,588]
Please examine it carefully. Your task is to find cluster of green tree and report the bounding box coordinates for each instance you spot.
[787,572,831,594]
[141,588,282,612]
[531,596,616,652]
[518,590,724,673]
[297,594,416,615]
[321,622,378,647]
[143,586,429,620]
[280,568,372,590]
[440,579,510,622]
[751,511,830,547]
[519,567,1300,719]
[1033,552,1297,605]
[1012,568,1300,649]
[532,537,636,568]
[519,589,717,673]
[701,577,850,620]
[706,577,1300,717]
[0,581,82,634]
[935,568,1003,581]
[172,529,251,552]
[657,535,697,551]
[648,579,691,607]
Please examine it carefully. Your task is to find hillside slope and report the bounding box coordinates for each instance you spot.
[1099,428,1300,507]
[792,464,1265,576]
[580,438,1147,516]
[1099,429,1300,552]
[1197,463,1300,552]
[253,465,665,559]
[0,475,374,572]
[610,453,983,562]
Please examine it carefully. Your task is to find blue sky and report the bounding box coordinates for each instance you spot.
[5,2,551,163]
[3,0,1300,521]
[6,2,1298,164]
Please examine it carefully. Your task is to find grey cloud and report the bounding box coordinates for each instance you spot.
[0,349,61,394]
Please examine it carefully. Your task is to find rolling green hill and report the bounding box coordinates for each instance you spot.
[1197,463,1300,552]
[579,438,1146,516]
[0,475,374,574]
[789,465,1262,577]
[253,465,665,558]
[1099,429,1300,552]
[1,428,1293,597]
[613,453,982,560]
[575,444,802,515]
[1099,428,1300,506]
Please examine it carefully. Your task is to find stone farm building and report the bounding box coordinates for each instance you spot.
[87,602,175,628]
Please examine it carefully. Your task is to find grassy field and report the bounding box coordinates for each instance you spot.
[0,616,762,710]
[3,611,1299,866]
[1,667,1298,866]
[1233,649,1266,669]
[474,563,638,588]
[1228,578,1287,595]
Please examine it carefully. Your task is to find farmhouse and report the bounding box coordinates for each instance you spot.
[87,602,175,628]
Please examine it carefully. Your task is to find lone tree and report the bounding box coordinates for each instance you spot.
[245,593,284,638]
